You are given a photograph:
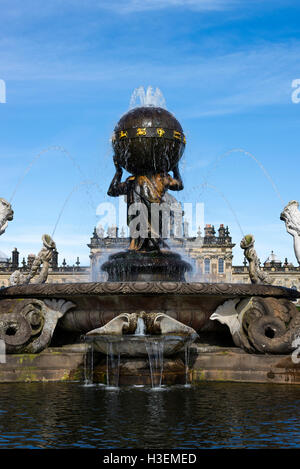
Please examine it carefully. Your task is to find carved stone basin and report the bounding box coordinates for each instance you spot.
[85,310,198,357]
[85,334,197,357]
[0,281,298,335]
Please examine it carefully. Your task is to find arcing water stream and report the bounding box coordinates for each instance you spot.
[51,180,104,237]
[9,146,87,203]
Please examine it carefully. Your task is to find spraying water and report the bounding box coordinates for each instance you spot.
[84,343,94,386]
[9,145,87,203]
[130,86,167,109]
[201,183,245,237]
[184,343,192,387]
[204,148,284,205]
[175,181,244,241]
[106,342,121,389]
[135,317,146,336]
[51,180,103,237]
[145,339,164,389]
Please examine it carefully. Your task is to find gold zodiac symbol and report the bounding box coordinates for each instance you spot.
[119,130,128,139]
[173,131,182,141]
[136,128,147,136]
[156,128,165,137]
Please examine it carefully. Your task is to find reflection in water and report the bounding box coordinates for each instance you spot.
[0,382,300,448]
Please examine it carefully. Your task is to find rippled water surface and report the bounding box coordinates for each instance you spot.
[0,382,300,448]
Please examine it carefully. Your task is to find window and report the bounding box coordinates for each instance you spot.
[204,258,210,274]
[218,258,224,274]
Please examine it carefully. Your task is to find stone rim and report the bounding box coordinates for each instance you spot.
[0,282,299,300]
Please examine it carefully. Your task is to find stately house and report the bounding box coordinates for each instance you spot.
[0,224,299,290]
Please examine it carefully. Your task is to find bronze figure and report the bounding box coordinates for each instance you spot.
[108,156,183,251]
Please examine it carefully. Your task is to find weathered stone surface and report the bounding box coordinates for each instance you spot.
[93,356,187,386]
[87,334,195,357]
[85,311,198,357]
[0,198,13,236]
[280,200,300,265]
[240,234,272,284]
[211,296,300,354]
[0,298,75,353]
[9,234,56,286]
[86,310,197,337]
[1,281,297,299]
[0,344,300,385]
[191,345,300,385]
[0,282,298,335]
[0,345,87,382]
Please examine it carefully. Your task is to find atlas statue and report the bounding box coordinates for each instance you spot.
[103,105,191,281]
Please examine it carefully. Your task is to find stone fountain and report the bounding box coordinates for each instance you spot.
[1,98,300,386]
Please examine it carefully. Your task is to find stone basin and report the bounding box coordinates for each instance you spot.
[85,333,198,357]
[0,282,298,337]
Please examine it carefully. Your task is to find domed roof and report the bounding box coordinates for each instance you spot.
[264,251,281,264]
[0,250,9,262]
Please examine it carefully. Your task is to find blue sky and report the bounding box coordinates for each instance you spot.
[0,0,300,266]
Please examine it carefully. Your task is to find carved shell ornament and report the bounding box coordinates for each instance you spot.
[0,299,75,353]
[211,296,300,354]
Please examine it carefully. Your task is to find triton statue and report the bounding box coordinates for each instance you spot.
[240,234,272,284]
[0,198,13,236]
[280,200,300,265]
[10,234,56,286]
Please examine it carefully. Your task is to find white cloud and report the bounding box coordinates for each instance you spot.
[0,0,298,120]
[1,40,299,118]
[0,0,239,19]
[100,0,238,13]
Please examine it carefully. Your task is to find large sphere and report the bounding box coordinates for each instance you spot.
[112,106,186,174]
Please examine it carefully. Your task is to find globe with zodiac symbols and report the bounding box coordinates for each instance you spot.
[112,106,186,174]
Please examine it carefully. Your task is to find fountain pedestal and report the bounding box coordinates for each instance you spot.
[101,250,192,282]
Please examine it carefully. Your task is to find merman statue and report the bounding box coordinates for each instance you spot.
[240,234,272,284]
[0,198,13,236]
[10,234,56,286]
[280,200,300,265]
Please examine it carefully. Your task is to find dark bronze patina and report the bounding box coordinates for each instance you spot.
[112,106,186,174]
[104,105,190,280]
